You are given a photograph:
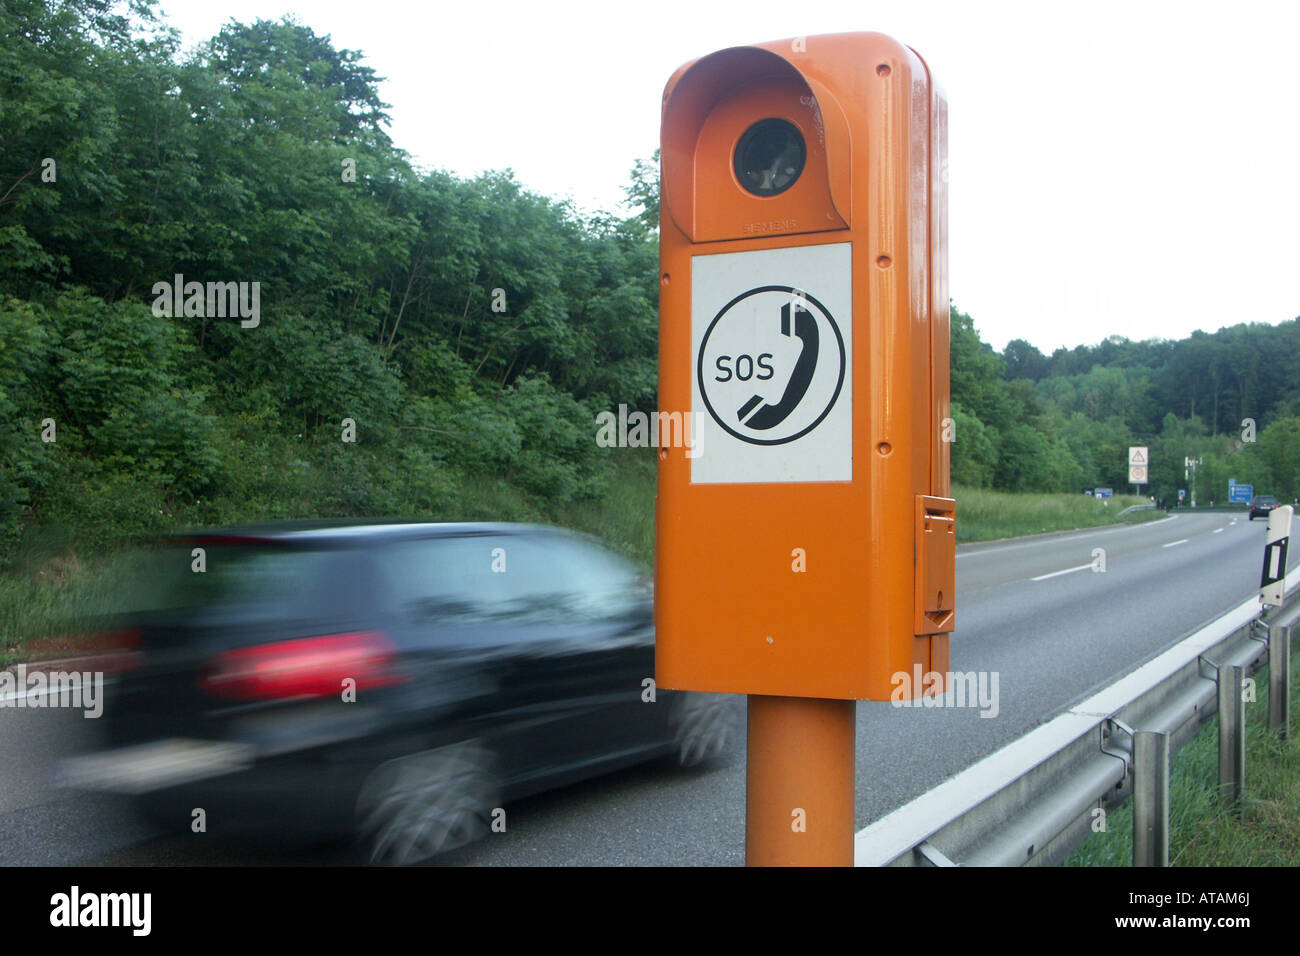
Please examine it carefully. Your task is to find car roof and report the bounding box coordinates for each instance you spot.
[162,520,573,547]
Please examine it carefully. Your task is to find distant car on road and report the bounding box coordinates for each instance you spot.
[59,521,731,864]
[1249,495,1279,520]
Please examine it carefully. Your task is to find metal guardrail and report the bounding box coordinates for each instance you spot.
[854,572,1298,867]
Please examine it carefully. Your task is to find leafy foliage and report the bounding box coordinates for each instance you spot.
[952,303,1300,504]
[0,2,659,562]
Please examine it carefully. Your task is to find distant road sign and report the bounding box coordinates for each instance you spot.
[1178,488,1186,501]
[1128,447,1148,484]
[1095,488,1113,499]
[1230,483,1253,504]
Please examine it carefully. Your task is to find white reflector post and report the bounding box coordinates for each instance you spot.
[1261,505,1293,607]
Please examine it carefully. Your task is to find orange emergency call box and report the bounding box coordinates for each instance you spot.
[655,33,954,701]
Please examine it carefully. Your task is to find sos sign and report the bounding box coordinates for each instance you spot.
[701,285,846,448]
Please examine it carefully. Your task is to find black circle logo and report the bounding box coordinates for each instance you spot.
[697,285,846,446]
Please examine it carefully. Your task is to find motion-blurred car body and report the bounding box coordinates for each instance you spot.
[59,522,730,864]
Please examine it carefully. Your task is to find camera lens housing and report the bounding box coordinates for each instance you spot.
[733,118,806,197]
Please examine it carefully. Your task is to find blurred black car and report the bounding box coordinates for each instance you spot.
[59,522,730,864]
[1249,495,1279,520]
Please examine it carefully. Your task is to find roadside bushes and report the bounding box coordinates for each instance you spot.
[412,373,610,506]
[38,291,219,497]
[499,374,609,503]
[0,287,615,564]
[222,314,403,444]
[0,292,220,553]
[0,297,53,546]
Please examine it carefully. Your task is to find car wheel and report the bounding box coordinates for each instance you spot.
[354,740,499,866]
[669,692,731,767]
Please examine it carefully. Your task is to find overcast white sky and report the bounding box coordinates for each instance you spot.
[154,0,1300,354]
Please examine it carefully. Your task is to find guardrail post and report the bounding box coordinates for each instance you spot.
[1269,624,1291,738]
[1217,662,1245,806]
[1132,730,1170,866]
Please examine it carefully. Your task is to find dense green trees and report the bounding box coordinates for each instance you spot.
[0,1,657,558]
[960,312,1300,505]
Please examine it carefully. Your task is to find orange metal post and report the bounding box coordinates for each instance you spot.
[746,696,855,866]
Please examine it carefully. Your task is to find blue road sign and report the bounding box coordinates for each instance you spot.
[1095,488,1113,499]
[1229,483,1253,504]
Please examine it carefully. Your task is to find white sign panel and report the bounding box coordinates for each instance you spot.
[1128,446,1148,484]
[1261,505,1292,607]
[691,243,851,484]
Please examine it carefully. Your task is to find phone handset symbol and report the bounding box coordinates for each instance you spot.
[737,301,818,429]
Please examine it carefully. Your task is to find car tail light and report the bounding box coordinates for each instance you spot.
[198,631,406,701]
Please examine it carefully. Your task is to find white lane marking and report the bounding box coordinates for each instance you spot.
[0,689,53,704]
[1162,538,1189,548]
[956,514,1179,559]
[1030,563,1094,582]
[1213,528,1224,534]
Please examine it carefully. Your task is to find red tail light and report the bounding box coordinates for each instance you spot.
[198,631,405,701]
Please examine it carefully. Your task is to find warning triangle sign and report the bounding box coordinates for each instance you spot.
[1131,449,1146,464]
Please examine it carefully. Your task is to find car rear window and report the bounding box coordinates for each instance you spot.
[119,543,372,623]
[380,533,644,624]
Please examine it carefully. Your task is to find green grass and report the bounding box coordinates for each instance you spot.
[556,447,656,570]
[0,549,149,667]
[558,467,1164,561]
[952,485,1166,544]
[552,461,1171,563]
[1064,645,1300,866]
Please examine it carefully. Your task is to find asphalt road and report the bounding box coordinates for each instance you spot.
[1,510,1289,866]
